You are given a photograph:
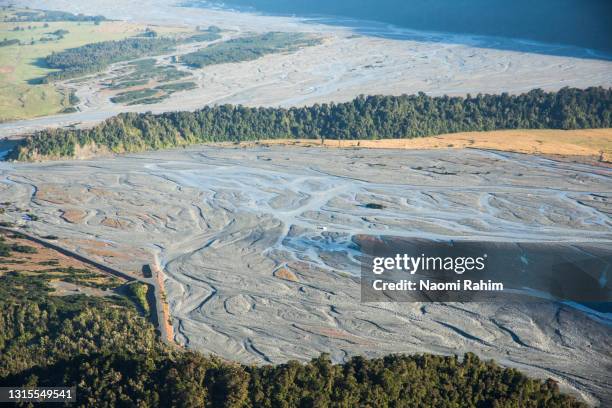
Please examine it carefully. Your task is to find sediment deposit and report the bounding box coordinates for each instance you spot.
[0,146,610,404]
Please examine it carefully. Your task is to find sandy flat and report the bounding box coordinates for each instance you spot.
[238,128,612,163]
[0,146,610,404]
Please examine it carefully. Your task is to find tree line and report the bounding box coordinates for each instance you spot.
[9,87,611,161]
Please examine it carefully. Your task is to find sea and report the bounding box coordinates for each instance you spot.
[180,0,612,58]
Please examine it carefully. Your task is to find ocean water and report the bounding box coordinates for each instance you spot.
[182,0,612,56]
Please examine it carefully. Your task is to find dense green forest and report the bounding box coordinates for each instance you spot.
[42,37,179,82]
[9,87,611,161]
[180,32,321,68]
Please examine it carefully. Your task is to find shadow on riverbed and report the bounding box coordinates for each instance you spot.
[0,139,20,161]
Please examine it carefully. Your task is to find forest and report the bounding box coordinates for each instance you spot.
[42,37,179,82]
[180,32,321,68]
[8,87,611,161]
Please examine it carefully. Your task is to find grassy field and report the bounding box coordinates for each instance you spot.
[0,8,189,122]
[240,129,612,163]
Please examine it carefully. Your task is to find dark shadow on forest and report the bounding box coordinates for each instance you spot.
[27,57,52,85]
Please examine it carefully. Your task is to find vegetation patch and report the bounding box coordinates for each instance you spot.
[0,7,202,120]
[134,28,158,38]
[105,59,191,93]
[108,78,149,90]
[180,32,321,68]
[0,298,586,407]
[0,236,37,256]
[126,281,150,316]
[186,31,222,43]
[110,88,159,104]
[107,63,196,106]
[125,95,170,106]
[154,81,197,93]
[38,259,59,265]
[42,25,218,84]
[126,58,157,70]
[0,38,19,47]
[1,6,106,23]
[10,244,37,254]
[43,37,179,82]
